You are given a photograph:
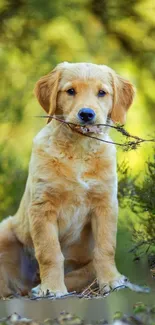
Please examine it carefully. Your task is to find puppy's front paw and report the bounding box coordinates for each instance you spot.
[99,274,128,295]
[31,284,68,298]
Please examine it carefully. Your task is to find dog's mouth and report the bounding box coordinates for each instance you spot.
[71,124,104,135]
[47,115,105,135]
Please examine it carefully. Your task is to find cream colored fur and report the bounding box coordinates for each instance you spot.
[0,62,135,297]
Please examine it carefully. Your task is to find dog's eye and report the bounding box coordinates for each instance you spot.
[66,88,76,96]
[98,90,106,97]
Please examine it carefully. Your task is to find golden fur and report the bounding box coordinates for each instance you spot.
[0,62,135,297]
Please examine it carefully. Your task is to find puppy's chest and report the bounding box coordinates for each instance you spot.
[50,152,106,190]
[58,203,89,246]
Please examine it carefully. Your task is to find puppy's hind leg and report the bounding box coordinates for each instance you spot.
[65,261,95,293]
[0,217,36,297]
[64,224,95,293]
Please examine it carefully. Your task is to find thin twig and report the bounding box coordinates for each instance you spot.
[35,115,155,150]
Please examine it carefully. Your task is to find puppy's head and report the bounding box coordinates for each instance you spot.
[34,62,135,126]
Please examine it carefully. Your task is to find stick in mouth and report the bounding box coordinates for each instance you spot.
[35,115,155,150]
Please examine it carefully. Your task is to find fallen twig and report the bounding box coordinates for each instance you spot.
[80,277,150,299]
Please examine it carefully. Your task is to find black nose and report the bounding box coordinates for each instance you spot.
[78,108,96,123]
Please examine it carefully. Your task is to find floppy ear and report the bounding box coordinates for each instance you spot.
[34,68,61,116]
[110,72,135,125]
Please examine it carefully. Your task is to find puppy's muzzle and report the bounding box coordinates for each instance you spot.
[77,108,96,123]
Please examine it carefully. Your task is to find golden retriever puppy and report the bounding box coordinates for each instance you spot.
[0,62,135,297]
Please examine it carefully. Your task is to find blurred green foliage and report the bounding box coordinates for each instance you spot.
[0,0,155,223]
[132,155,155,242]
[0,143,27,219]
[118,153,155,246]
